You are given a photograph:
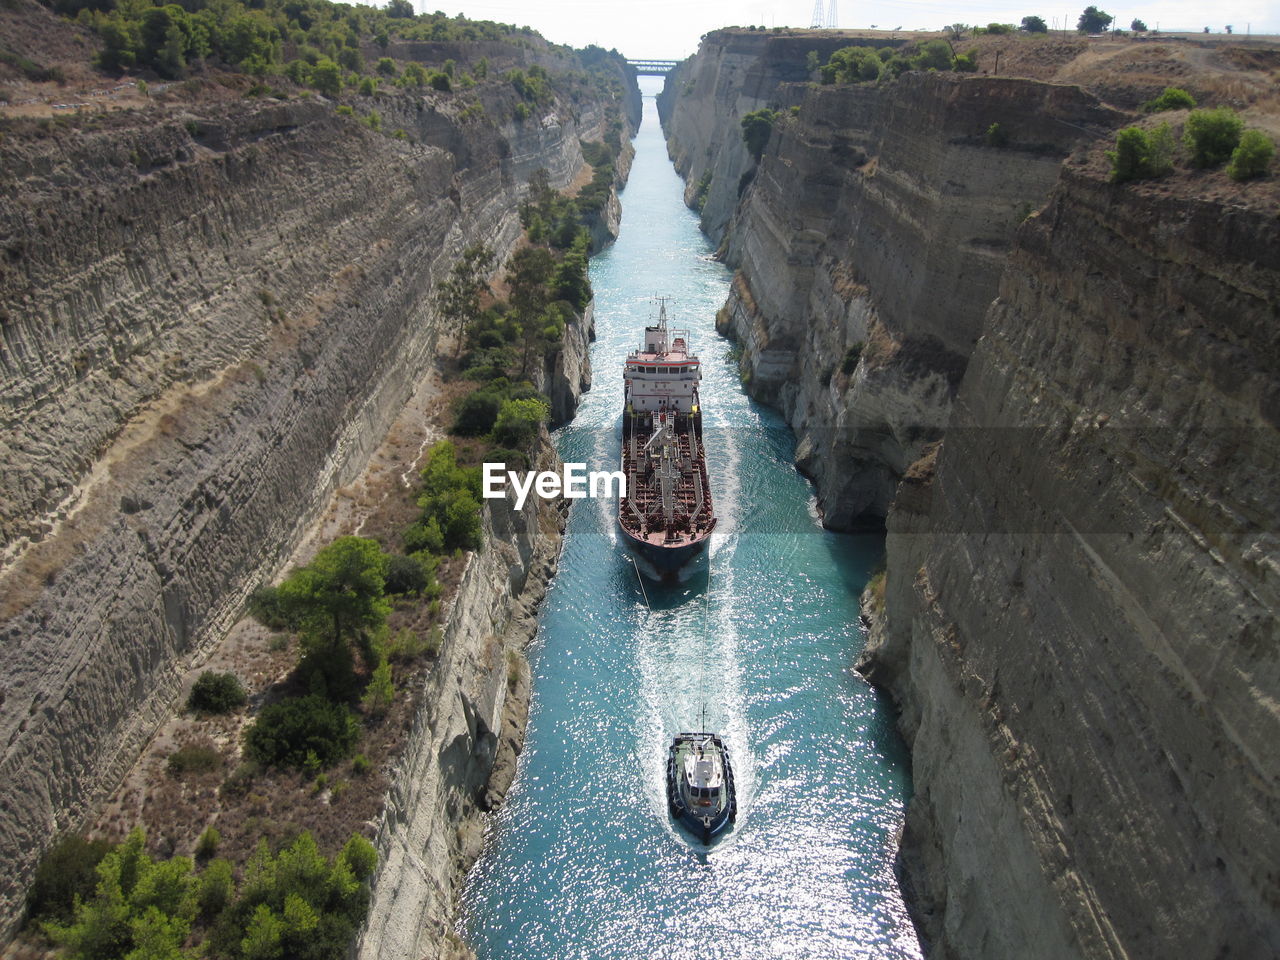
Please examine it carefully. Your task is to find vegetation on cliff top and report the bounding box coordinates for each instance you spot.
[42,826,375,960]
[1108,106,1273,183]
[55,0,547,79]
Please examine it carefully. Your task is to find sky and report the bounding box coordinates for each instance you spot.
[411,1,1279,60]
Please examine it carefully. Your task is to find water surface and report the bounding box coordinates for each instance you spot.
[460,82,920,960]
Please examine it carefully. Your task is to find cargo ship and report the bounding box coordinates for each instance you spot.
[618,299,715,570]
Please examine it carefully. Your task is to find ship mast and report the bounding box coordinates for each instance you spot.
[654,295,670,354]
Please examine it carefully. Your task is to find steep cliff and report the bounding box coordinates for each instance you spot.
[666,28,1280,960]
[658,29,893,242]
[666,36,1120,528]
[863,160,1280,959]
[358,436,566,960]
[0,53,638,933]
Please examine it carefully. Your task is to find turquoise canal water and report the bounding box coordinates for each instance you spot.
[459,85,921,960]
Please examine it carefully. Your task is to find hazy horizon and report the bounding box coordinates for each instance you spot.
[403,0,1278,60]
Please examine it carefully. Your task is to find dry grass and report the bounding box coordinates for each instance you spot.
[957,34,1280,114]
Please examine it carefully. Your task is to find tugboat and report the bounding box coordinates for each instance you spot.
[666,731,737,844]
[618,298,716,572]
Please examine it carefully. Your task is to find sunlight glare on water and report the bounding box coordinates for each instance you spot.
[459,79,921,960]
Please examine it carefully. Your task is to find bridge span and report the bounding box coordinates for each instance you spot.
[627,59,680,75]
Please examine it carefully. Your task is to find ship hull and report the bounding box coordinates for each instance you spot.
[619,525,709,571]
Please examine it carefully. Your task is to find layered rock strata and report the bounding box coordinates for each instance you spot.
[0,67,636,934]
[666,37,1120,527]
[861,165,1280,959]
[666,28,1280,960]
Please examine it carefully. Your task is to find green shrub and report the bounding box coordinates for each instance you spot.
[188,671,248,714]
[820,46,882,84]
[244,695,360,770]
[402,519,445,555]
[384,553,430,595]
[351,753,371,776]
[453,389,504,436]
[1144,86,1195,112]
[492,397,550,450]
[248,584,294,631]
[1108,123,1174,182]
[429,70,452,92]
[26,835,113,924]
[425,626,444,655]
[311,58,342,97]
[952,52,978,72]
[361,661,394,715]
[417,441,483,552]
[168,741,223,777]
[740,108,778,161]
[912,39,953,71]
[1184,107,1243,168]
[985,122,1008,147]
[339,836,377,882]
[196,858,234,919]
[375,57,396,76]
[1227,129,1274,181]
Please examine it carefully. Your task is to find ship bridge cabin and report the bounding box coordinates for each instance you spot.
[625,320,701,416]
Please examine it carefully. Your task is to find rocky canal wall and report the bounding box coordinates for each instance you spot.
[0,60,638,935]
[665,28,1280,960]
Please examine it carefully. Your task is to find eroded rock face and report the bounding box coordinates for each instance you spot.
[666,28,1280,960]
[0,70,635,934]
[667,41,1120,528]
[864,168,1280,959]
[358,435,566,960]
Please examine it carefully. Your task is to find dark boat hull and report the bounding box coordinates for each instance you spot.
[666,732,737,844]
[620,525,709,572]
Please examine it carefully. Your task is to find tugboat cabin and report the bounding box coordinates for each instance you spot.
[683,745,724,808]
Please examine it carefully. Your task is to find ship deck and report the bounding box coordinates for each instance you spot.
[619,408,715,548]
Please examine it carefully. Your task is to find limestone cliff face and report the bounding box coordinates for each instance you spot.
[666,28,1280,960]
[658,29,878,242]
[861,165,1280,959]
[0,67,634,932]
[358,435,565,960]
[666,43,1119,527]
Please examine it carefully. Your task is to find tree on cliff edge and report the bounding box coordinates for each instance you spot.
[1022,16,1049,32]
[1077,6,1114,32]
[437,243,496,357]
[277,536,390,699]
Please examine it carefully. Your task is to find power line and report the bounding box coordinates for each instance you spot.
[810,0,825,29]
